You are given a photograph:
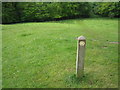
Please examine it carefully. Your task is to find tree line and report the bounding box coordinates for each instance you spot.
[2,2,120,24]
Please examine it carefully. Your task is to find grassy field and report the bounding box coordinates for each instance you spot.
[2,18,118,88]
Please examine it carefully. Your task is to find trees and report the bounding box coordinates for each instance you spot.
[2,2,119,24]
[59,2,91,18]
[92,2,120,18]
[2,2,91,23]
[2,3,19,23]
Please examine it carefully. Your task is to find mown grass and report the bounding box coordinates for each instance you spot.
[2,18,118,88]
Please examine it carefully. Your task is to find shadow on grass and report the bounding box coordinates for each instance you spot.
[65,73,95,87]
[20,33,33,37]
[65,74,86,84]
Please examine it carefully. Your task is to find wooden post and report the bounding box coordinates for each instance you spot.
[76,36,86,78]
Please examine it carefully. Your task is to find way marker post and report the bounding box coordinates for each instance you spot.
[76,36,86,78]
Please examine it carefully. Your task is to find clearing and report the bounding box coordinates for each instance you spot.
[2,18,118,88]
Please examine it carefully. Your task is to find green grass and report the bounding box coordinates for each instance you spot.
[2,18,118,88]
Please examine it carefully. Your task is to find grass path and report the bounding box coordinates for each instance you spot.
[2,18,118,88]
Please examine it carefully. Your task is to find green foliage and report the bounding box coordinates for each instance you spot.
[2,3,19,23]
[19,2,91,21]
[2,2,119,24]
[60,2,91,18]
[2,2,91,23]
[93,2,120,18]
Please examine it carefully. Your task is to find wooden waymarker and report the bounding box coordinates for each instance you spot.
[76,36,86,78]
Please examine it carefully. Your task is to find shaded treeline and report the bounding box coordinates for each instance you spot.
[2,2,120,24]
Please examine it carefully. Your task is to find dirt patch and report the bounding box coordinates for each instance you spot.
[109,42,120,44]
[102,46,108,48]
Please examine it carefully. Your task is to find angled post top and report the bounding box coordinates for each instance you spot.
[77,36,86,41]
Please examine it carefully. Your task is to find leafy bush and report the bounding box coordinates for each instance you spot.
[2,2,91,23]
[2,3,20,23]
[2,2,119,24]
[93,2,120,18]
